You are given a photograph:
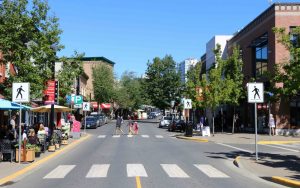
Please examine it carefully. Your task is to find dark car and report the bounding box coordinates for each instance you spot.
[82,116,98,129]
[168,119,186,132]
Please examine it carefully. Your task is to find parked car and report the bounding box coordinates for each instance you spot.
[98,114,107,125]
[82,116,98,129]
[168,118,186,132]
[158,116,172,128]
[148,112,157,119]
[90,112,103,127]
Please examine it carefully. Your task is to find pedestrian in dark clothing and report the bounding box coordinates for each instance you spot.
[115,115,124,135]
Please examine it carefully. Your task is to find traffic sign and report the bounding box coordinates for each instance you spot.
[183,99,192,109]
[247,83,264,103]
[12,83,30,103]
[82,102,90,111]
[74,95,83,105]
[74,104,82,109]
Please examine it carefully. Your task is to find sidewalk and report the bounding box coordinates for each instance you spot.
[0,133,90,186]
[177,132,300,187]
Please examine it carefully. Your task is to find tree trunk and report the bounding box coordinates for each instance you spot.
[212,110,215,136]
[232,106,235,134]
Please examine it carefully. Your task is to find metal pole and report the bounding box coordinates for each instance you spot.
[84,111,87,134]
[18,104,22,164]
[255,103,258,161]
[269,101,271,136]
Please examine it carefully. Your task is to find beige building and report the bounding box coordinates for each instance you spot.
[82,57,115,100]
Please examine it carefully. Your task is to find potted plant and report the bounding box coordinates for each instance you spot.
[34,145,41,158]
[15,143,35,162]
[48,139,56,152]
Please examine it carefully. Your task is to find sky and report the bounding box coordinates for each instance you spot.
[47,0,299,78]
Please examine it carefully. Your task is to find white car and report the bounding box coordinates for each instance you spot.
[158,116,172,128]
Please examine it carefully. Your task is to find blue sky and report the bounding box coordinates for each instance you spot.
[48,0,298,78]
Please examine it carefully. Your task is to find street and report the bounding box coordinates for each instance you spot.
[3,121,288,188]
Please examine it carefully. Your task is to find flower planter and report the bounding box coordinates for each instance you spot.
[16,148,35,162]
[48,145,56,152]
[35,151,41,158]
[55,144,60,149]
[61,140,68,145]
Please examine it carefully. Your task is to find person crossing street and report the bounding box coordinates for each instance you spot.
[115,115,124,135]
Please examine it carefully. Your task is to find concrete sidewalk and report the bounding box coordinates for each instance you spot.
[177,132,300,187]
[0,133,90,186]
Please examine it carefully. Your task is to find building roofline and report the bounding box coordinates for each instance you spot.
[230,3,300,42]
[81,56,116,65]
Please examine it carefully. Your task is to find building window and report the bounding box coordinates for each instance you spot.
[255,44,268,78]
[290,98,300,128]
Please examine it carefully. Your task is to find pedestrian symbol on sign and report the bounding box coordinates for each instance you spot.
[82,102,90,111]
[252,86,260,100]
[16,86,25,99]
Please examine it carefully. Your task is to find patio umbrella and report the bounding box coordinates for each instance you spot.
[31,104,72,113]
[0,99,31,110]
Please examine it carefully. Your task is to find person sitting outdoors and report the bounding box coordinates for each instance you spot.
[28,129,38,145]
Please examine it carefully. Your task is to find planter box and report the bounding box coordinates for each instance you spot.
[16,148,35,162]
[55,144,60,149]
[48,145,56,152]
[61,140,68,145]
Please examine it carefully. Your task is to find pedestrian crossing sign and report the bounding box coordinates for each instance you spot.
[184,99,192,109]
[82,102,90,111]
[247,82,264,103]
[12,82,30,103]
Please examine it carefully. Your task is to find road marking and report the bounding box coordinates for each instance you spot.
[264,144,299,153]
[277,143,300,149]
[141,135,149,138]
[43,165,76,179]
[155,135,163,138]
[127,135,134,138]
[113,135,121,138]
[97,135,106,138]
[136,176,142,188]
[216,143,253,153]
[127,164,148,177]
[160,164,189,178]
[86,164,110,178]
[194,164,230,178]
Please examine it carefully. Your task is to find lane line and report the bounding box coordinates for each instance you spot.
[97,135,106,138]
[127,135,134,138]
[136,176,142,188]
[216,143,253,153]
[127,164,148,177]
[86,164,110,178]
[194,164,230,178]
[112,135,121,138]
[155,135,163,138]
[277,144,300,149]
[263,144,299,153]
[141,135,149,138]
[160,164,189,178]
[43,165,76,179]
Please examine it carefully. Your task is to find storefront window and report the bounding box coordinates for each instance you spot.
[290,98,300,128]
[255,45,268,78]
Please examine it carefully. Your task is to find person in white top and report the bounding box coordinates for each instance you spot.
[268,114,276,136]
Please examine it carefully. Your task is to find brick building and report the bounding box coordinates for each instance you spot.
[228,3,300,135]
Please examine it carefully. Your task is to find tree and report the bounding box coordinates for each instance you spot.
[0,0,63,99]
[93,63,115,105]
[143,55,181,111]
[57,52,84,105]
[272,27,300,98]
[223,46,244,133]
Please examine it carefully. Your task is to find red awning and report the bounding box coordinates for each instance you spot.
[100,103,111,109]
[91,102,98,109]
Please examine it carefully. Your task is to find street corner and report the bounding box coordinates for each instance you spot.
[258,140,300,145]
[272,176,300,188]
[175,135,208,142]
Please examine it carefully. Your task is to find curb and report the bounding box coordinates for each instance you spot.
[0,134,91,186]
[233,156,241,168]
[258,140,300,145]
[272,176,300,188]
[176,136,208,142]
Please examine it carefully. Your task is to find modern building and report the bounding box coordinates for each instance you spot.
[206,35,233,71]
[227,3,300,135]
[178,58,198,83]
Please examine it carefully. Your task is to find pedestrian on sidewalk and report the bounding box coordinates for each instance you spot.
[115,115,124,135]
[268,114,276,136]
[133,121,139,135]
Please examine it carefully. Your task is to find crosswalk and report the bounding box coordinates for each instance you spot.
[97,134,164,139]
[43,163,230,179]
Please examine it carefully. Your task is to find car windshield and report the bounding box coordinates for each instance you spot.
[86,117,96,121]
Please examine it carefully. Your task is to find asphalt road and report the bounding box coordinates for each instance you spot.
[4,121,285,188]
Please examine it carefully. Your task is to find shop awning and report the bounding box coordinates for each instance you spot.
[100,103,111,109]
[0,99,31,110]
[31,104,71,113]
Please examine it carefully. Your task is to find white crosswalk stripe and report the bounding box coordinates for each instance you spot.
[141,135,149,138]
[112,135,121,138]
[161,164,189,178]
[127,135,134,138]
[97,135,106,138]
[155,135,164,138]
[86,164,110,178]
[44,165,76,179]
[194,164,230,178]
[127,164,148,177]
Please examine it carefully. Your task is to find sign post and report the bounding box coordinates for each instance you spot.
[82,102,90,134]
[12,82,30,164]
[247,82,264,161]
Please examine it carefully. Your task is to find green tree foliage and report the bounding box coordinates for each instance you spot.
[0,0,63,99]
[57,52,84,105]
[115,71,143,111]
[93,64,114,104]
[272,27,300,98]
[185,62,203,109]
[143,55,181,110]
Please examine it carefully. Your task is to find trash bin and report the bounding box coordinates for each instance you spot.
[185,122,193,137]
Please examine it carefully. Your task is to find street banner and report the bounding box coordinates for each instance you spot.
[12,82,30,103]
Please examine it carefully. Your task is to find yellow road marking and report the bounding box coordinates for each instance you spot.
[258,140,300,145]
[272,176,300,187]
[0,134,91,186]
[136,176,142,188]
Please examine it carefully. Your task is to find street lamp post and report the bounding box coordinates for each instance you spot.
[49,44,57,138]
